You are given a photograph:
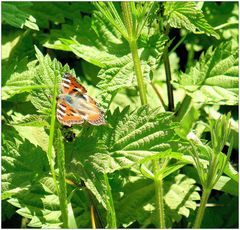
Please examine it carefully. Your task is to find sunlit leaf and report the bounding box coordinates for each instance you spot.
[115,173,200,228]
[2,2,39,30]
[173,42,238,105]
[164,2,219,39]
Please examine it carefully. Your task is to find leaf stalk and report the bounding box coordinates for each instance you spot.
[104,174,117,228]
[163,47,174,111]
[47,71,59,195]
[55,129,68,228]
[122,2,148,105]
[193,189,211,228]
[188,113,233,228]
[129,39,148,105]
[153,160,166,228]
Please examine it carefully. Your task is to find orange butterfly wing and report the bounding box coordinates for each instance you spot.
[57,98,84,127]
[61,73,87,94]
[57,73,105,127]
[84,95,105,126]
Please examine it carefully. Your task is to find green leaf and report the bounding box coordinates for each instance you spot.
[2,126,49,199]
[2,29,37,88]
[66,106,183,210]
[8,112,50,153]
[44,12,168,108]
[138,150,189,180]
[54,129,68,228]
[201,3,238,47]
[223,158,238,183]
[7,177,62,228]
[164,2,219,39]
[115,173,200,228]
[2,60,38,100]
[2,30,21,61]
[25,2,94,29]
[2,200,17,222]
[44,14,122,67]
[2,134,91,228]
[30,46,74,115]
[2,3,39,30]
[214,175,238,196]
[11,113,49,127]
[173,42,238,105]
[183,166,238,196]
[201,194,238,228]
[96,34,167,108]
[93,2,128,40]
[175,102,201,139]
[204,106,239,149]
[104,174,117,228]
[164,174,200,225]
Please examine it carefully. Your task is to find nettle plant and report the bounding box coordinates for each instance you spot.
[2,2,238,229]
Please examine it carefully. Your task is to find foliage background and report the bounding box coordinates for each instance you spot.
[2,1,239,228]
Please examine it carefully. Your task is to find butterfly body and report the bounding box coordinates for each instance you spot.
[57,73,105,127]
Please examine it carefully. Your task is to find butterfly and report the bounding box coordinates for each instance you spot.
[56,73,105,127]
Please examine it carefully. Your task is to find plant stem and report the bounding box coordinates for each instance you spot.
[47,74,59,194]
[214,21,238,30]
[160,22,174,112]
[121,2,134,38]
[104,174,117,228]
[193,189,211,228]
[153,160,165,228]
[130,40,148,105]
[122,2,148,105]
[90,205,97,229]
[163,48,174,111]
[169,34,187,55]
[150,82,168,111]
[194,21,238,35]
[56,129,68,228]
[186,43,194,71]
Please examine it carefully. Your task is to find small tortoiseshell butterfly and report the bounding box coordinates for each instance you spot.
[57,73,105,127]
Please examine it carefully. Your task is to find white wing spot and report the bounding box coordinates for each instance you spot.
[58,104,66,111]
[57,109,65,116]
[63,78,71,83]
[57,114,63,119]
[75,88,82,93]
[62,82,70,88]
[72,112,80,117]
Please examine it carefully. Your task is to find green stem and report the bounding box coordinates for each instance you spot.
[169,34,187,55]
[47,74,59,194]
[193,189,211,228]
[104,174,117,228]
[56,129,68,228]
[163,48,174,111]
[121,2,134,39]
[186,43,194,71]
[214,21,238,30]
[130,40,148,105]
[150,82,168,111]
[206,152,219,189]
[194,21,238,34]
[153,161,165,228]
[122,2,147,105]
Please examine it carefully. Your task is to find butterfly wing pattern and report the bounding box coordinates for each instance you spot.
[57,73,105,127]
